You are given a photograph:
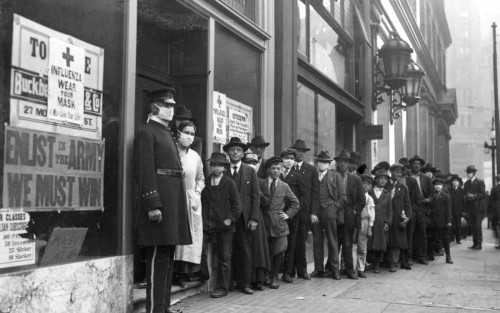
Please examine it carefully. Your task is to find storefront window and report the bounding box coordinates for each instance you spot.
[318,95,336,154]
[221,0,258,23]
[0,0,124,274]
[297,83,315,164]
[298,0,307,56]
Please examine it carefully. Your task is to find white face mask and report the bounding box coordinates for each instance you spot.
[317,162,329,172]
[434,185,443,192]
[283,159,294,169]
[155,104,174,121]
[178,132,194,147]
[452,181,460,188]
[210,166,224,177]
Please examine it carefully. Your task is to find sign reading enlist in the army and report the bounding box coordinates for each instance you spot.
[3,126,105,212]
[10,14,104,140]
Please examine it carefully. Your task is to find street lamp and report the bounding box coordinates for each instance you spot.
[484,117,496,187]
[372,31,426,124]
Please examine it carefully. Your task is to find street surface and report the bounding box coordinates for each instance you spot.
[172,223,500,313]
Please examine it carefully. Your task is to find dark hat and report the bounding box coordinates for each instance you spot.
[360,174,373,184]
[409,155,425,165]
[434,173,446,180]
[174,105,194,120]
[249,135,270,147]
[148,88,176,104]
[334,149,352,162]
[357,164,368,174]
[465,165,478,173]
[399,157,410,167]
[374,169,390,179]
[432,177,444,185]
[223,137,248,152]
[243,151,259,164]
[449,174,461,182]
[265,156,283,168]
[207,152,229,164]
[389,163,405,171]
[350,151,362,165]
[290,139,311,151]
[280,148,298,159]
[421,163,436,173]
[375,161,390,171]
[314,151,333,162]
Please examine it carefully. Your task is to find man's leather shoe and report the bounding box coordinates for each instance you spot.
[165,308,182,313]
[346,271,358,280]
[388,264,397,272]
[270,277,279,289]
[332,272,341,280]
[401,263,412,270]
[322,270,333,278]
[468,245,477,249]
[242,287,254,295]
[263,275,272,286]
[282,273,293,283]
[417,259,428,265]
[472,245,482,250]
[297,273,311,280]
[310,270,323,278]
[373,264,381,274]
[446,257,453,264]
[251,283,263,291]
[358,271,366,278]
[210,288,228,298]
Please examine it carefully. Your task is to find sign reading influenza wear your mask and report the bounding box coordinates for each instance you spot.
[10,14,104,140]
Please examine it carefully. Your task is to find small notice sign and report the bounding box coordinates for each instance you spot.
[47,37,85,125]
[212,91,227,144]
[227,99,252,144]
[0,211,35,269]
[39,227,87,266]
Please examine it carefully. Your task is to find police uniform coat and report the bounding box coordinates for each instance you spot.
[134,120,192,246]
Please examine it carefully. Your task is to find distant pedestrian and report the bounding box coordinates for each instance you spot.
[463,165,486,250]
[449,174,465,244]
[428,178,453,264]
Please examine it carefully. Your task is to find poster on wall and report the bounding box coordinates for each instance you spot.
[212,91,227,144]
[10,14,104,140]
[0,211,35,269]
[227,98,253,144]
[2,126,105,212]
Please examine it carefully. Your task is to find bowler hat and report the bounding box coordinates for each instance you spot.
[314,151,333,162]
[422,163,436,173]
[360,174,373,184]
[350,151,362,165]
[290,139,311,151]
[207,152,229,164]
[249,135,270,147]
[265,156,283,169]
[389,163,405,171]
[465,165,478,173]
[409,155,425,165]
[148,87,176,104]
[174,105,195,120]
[374,169,390,179]
[334,149,351,162]
[223,137,248,152]
[432,177,444,185]
[280,148,298,159]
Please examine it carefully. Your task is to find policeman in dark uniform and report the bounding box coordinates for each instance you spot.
[135,88,191,313]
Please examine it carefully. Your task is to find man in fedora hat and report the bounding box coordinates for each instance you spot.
[248,135,271,179]
[289,139,319,280]
[449,174,465,244]
[279,149,307,283]
[334,150,365,280]
[310,151,346,279]
[135,88,189,313]
[489,174,500,248]
[223,137,260,294]
[348,151,362,175]
[408,155,432,264]
[463,165,486,250]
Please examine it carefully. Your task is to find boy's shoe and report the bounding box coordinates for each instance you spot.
[358,271,366,278]
[446,256,453,264]
[210,288,228,298]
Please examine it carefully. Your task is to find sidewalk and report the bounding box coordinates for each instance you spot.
[171,224,500,313]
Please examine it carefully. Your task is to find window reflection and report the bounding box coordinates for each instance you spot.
[297,83,315,164]
[318,95,336,153]
[298,0,307,56]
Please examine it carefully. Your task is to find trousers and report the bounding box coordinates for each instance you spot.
[312,206,339,273]
[145,245,175,313]
[201,231,233,290]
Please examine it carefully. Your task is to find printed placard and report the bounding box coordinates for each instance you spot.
[0,211,35,269]
[227,99,252,144]
[212,91,227,144]
[39,227,87,266]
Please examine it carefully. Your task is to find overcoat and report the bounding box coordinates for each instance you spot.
[430,191,452,228]
[463,178,486,214]
[234,163,261,223]
[293,162,319,223]
[368,189,393,251]
[134,120,191,246]
[263,179,300,238]
[388,181,412,249]
[449,186,465,217]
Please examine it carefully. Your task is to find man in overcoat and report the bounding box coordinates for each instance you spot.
[279,149,307,283]
[134,88,190,313]
[449,174,465,244]
[463,165,486,250]
[290,139,319,280]
[489,175,500,248]
[248,135,270,179]
[224,137,261,295]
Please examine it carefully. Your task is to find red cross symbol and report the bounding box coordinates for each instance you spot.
[217,95,222,108]
[62,47,74,67]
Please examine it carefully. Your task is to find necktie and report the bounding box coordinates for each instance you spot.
[283,168,289,178]
[270,179,277,197]
[295,165,300,172]
[232,166,238,177]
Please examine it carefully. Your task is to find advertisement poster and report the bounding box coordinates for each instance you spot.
[212,91,227,144]
[2,126,105,212]
[227,98,252,144]
[10,14,104,140]
[0,211,35,269]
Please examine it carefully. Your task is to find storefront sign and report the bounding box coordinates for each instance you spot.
[0,211,35,269]
[10,14,104,140]
[364,125,383,140]
[47,37,85,125]
[2,126,105,212]
[227,99,252,143]
[40,227,87,266]
[212,91,227,144]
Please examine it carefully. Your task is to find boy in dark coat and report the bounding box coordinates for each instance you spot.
[449,174,464,244]
[201,152,242,298]
[428,178,453,264]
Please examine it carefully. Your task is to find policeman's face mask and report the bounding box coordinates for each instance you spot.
[154,104,174,121]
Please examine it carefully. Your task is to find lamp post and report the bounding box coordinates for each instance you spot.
[492,23,500,175]
[484,117,496,187]
[372,31,426,124]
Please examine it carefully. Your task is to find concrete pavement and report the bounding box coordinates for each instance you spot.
[171,224,500,313]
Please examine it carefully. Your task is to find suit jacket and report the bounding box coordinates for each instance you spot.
[463,177,486,214]
[342,172,365,216]
[293,162,319,222]
[449,186,465,216]
[415,173,433,200]
[262,179,300,237]
[231,163,260,224]
[401,176,424,212]
[280,169,307,216]
[313,170,347,218]
[430,191,452,228]
[257,157,267,179]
